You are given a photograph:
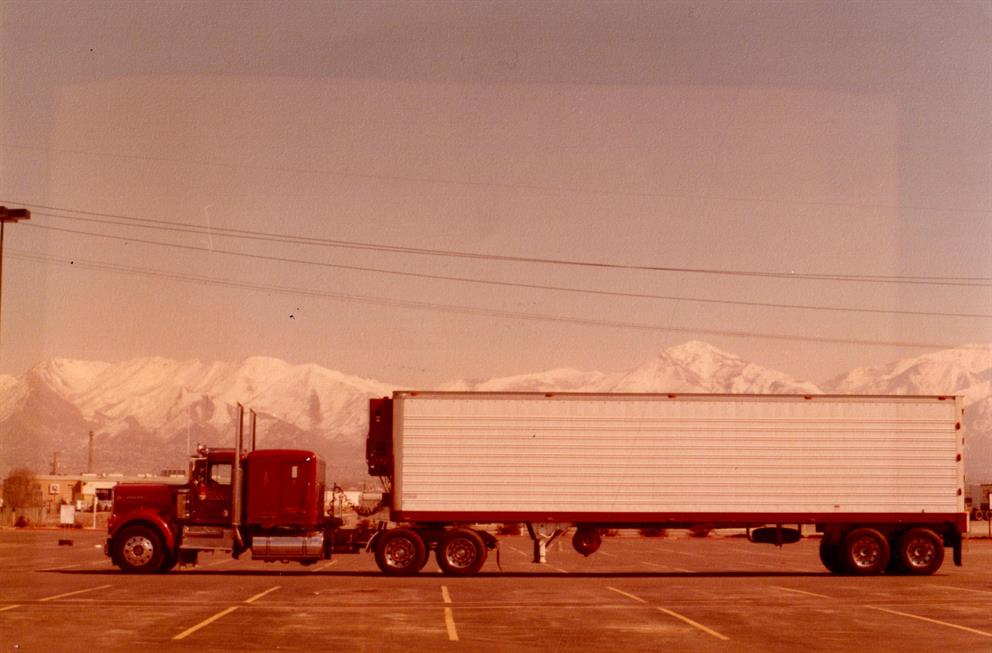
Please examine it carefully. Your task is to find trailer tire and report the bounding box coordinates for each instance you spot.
[114,525,166,574]
[842,528,889,576]
[818,538,847,574]
[437,529,487,576]
[885,540,907,575]
[896,528,944,576]
[571,528,602,556]
[374,528,426,576]
[974,509,986,521]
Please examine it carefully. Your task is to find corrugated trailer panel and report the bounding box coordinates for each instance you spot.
[392,393,963,517]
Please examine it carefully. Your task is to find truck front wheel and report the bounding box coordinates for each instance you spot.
[114,525,166,573]
[896,528,944,576]
[374,528,426,576]
[437,529,487,576]
[842,528,889,575]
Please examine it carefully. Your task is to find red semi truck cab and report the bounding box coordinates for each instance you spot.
[106,445,343,572]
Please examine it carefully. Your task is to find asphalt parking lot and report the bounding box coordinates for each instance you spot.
[1,529,990,652]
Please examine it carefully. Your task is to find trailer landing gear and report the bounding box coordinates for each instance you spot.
[526,523,567,564]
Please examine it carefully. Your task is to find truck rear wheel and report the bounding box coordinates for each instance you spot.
[115,525,166,573]
[437,529,487,576]
[818,538,846,574]
[842,528,889,575]
[374,528,426,576]
[896,528,944,576]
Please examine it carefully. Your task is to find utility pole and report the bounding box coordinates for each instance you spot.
[0,206,31,348]
[87,431,94,473]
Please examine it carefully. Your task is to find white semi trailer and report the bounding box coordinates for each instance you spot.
[365,392,967,576]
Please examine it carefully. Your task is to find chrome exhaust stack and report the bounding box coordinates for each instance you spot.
[231,403,246,552]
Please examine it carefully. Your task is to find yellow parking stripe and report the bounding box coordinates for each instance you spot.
[606,586,648,603]
[173,606,239,641]
[869,606,992,638]
[656,607,730,641]
[39,585,112,602]
[607,586,729,641]
[441,585,458,641]
[772,586,832,599]
[244,586,281,604]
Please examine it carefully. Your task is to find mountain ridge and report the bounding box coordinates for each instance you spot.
[1,341,989,483]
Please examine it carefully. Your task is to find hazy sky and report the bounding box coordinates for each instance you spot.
[1,1,990,388]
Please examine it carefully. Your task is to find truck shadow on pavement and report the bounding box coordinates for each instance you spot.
[42,569,831,578]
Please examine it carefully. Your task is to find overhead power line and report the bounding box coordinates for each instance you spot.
[14,224,992,320]
[6,201,992,287]
[7,249,973,352]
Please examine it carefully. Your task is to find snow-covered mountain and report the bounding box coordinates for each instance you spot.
[1,341,989,482]
[608,341,822,394]
[442,341,820,394]
[823,344,992,402]
[0,357,392,482]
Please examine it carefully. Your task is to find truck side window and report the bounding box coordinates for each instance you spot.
[209,463,232,485]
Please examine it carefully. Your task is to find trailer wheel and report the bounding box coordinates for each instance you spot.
[374,528,426,576]
[818,538,847,574]
[437,529,487,576]
[896,528,944,576]
[114,525,165,574]
[571,528,602,556]
[842,528,889,575]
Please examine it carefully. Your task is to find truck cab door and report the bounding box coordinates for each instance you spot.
[189,460,233,524]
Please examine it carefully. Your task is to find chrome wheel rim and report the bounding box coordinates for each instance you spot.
[122,535,155,568]
[384,538,416,569]
[444,538,477,569]
[904,537,936,568]
[850,536,883,569]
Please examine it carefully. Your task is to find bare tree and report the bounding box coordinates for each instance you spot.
[2,467,41,512]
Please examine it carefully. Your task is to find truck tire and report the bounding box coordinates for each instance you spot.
[842,528,889,576]
[572,528,602,556]
[374,528,426,576]
[885,539,907,575]
[818,538,847,574]
[157,551,178,573]
[436,529,487,576]
[114,525,166,573]
[895,528,944,576]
